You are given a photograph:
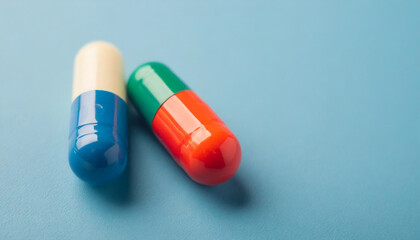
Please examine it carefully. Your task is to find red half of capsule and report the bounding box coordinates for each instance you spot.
[152,90,241,186]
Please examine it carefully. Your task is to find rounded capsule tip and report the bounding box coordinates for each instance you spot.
[183,123,242,186]
[75,41,120,58]
[69,133,127,185]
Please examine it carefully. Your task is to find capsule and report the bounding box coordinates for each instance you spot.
[128,62,241,185]
[69,41,128,185]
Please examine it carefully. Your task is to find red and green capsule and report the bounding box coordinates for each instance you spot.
[128,62,241,185]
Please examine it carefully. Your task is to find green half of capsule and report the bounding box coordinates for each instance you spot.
[127,62,189,125]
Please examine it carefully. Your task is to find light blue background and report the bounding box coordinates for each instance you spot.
[1,1,420,239]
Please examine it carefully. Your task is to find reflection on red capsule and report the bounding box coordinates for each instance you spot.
[152,90,241,185]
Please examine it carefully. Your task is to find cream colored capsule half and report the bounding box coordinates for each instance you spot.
[72,41,126,101]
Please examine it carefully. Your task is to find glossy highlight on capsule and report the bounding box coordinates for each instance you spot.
[128,62,241,185]
[69,41,128,185]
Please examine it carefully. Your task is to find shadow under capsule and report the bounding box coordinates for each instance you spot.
[183,172,252,209]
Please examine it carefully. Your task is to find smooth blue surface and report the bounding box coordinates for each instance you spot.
[69,90,128,185]
[0,1,419,239]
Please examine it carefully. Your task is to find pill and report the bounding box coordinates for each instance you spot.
[69,41,128,185]
[128,62,241,185]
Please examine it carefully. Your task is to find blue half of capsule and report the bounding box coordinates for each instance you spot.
[69,90,128,185]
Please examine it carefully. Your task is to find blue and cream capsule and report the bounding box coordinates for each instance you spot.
[69,41,128,185]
